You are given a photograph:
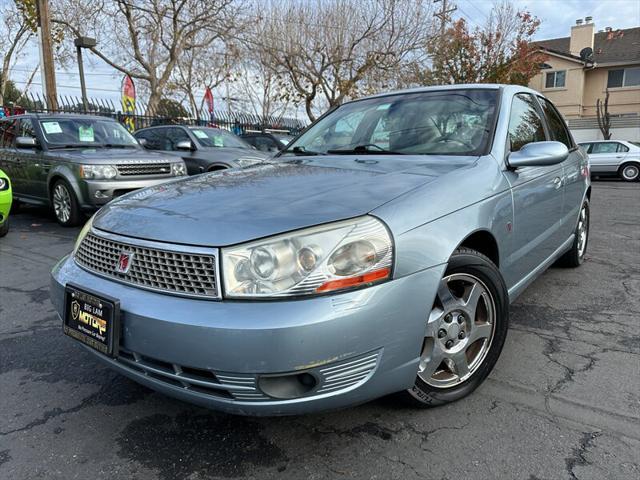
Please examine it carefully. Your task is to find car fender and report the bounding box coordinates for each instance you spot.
[47,163,82,203]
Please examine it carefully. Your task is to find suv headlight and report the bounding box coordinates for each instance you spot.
[222,216,393,298]
[172,162,187,176]
[80,165,117,179]
[0,177,8,190]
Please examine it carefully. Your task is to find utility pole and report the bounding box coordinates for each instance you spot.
[434,0,457,39]
[36,0,57,111]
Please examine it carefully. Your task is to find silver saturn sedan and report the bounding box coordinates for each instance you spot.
[51,85,591,415]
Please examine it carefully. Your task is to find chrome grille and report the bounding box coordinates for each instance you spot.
[75,232,218,298]
[116,163,172,176]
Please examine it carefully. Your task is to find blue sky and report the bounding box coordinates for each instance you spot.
[10,0,640,113]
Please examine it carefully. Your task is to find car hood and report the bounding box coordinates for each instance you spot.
[94,155,472,246]
[44,147,173,164]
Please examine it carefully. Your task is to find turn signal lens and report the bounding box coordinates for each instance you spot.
[316,268,391,293]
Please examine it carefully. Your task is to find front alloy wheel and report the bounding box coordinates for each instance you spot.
[52,180,82,227]
[402,248,509,407]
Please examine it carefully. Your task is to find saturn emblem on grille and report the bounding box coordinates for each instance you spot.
[115,251,134,274]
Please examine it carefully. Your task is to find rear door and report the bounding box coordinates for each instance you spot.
[0,120,22,193]
[503,93,565,283]
[537,96,585,237]
[588,142,626,173]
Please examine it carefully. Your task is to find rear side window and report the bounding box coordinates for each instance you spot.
[579,143,592,153]
[508,94,546,151]
[538,97,573,149]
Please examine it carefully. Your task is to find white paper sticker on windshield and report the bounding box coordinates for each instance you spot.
[78,126,94,142]
[42,121,62,134]
[213,136,223,147]
[192,130,208,139]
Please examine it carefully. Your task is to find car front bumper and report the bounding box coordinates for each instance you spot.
[51,255,445,415]
[77,177,182,209]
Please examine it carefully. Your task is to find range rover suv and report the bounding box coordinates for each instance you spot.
[0,114,187,226]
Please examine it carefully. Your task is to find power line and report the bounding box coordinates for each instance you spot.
[10,67,121,77]
[11,79,121,93]
[463,0,488,22]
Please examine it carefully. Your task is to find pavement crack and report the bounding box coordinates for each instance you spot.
[565,431,602,479]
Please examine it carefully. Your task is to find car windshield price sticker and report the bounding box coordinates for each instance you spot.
[78,126,95,142]
[42,121,62,134]
[193,130,208,139]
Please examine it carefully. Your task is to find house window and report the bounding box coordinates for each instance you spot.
[607,67,640,88]
[545,71,566,88]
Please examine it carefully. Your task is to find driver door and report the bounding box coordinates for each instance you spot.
[502,93,565,286]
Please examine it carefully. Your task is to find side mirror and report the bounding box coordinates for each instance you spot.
[137,138,148,148]
[176,140,194,151]
[16,136,38,149]
[508,141,569,168]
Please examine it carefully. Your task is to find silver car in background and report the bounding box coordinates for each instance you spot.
[51,85,590,415]
[578,139,640,181]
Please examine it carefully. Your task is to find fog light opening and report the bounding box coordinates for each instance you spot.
[94,190,110,199]
[258,372,318,399]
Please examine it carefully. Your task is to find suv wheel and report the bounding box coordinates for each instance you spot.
[51,179,82,227]
[401,248,509,407]
[619,162,640,182]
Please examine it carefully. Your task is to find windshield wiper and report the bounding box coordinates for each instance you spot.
[327,144,406,155]
[283,146,326,156]
[47,144,88,150]
[98,144,134,148]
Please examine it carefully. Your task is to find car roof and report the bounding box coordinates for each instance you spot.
[3,113,116,122]
[354,83,539,103]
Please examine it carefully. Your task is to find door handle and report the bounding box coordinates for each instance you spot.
[552,177,563,189]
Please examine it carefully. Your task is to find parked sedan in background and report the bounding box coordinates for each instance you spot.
[0,168,11,236]
[241,132,295,152]
[0,114,187,226]
[135,125,269,174]
[579,140,640,181]
[52,85,590,416]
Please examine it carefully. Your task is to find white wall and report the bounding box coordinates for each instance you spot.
[570,127,640,142]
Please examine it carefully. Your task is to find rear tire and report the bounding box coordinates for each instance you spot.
[399,247,509,407]
[558,199,589,268]
[619,162,640,182]
[51,179,82,227]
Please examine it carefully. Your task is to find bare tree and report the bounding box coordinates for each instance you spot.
[0,0,37,105]
[254,0,434,121]
[52,0,242,114]
[596,89,612,140]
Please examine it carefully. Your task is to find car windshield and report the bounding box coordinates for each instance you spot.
[189,127,252,149]
[283,89,498,157]
[39,118,139,147]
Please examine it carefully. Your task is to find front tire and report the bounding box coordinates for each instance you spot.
[619,162,640,182]
[51,179,82,227]
[400,248,509,407]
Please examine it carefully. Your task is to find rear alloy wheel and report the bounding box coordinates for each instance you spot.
[620,163,640,182]
[401,248,509,407]
[52,180,82,227]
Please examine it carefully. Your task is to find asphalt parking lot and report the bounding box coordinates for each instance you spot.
[0,181,638,480]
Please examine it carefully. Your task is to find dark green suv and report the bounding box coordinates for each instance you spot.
[0,114,187,226]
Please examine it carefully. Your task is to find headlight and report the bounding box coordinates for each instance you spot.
[73,215,94,254]
[236,156,264,168]
[0,178,7,190]
[172,162,187,176]
[222,216,393,298]
[80,165,117,179]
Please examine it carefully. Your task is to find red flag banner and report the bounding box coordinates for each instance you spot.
[204,87,214,117]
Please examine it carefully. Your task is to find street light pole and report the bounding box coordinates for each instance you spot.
[74,37,97,113]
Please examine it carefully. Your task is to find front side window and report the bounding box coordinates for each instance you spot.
[538,97,573,148]
[39,118,139,147]
[545,71,566,88]
[284,89,499,157]
[165,128,191,151]
[189,127,252,149]
[18,118,36,138]
[607,67,640,88]
[508,94,547,152]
